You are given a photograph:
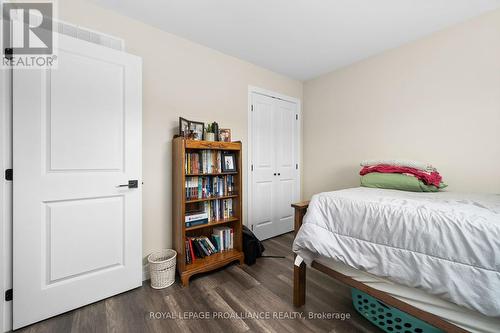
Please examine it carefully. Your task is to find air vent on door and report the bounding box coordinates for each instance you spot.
[11,11,125,51]
[55,21,125,51]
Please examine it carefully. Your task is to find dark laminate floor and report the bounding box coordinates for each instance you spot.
[17,232,381,333]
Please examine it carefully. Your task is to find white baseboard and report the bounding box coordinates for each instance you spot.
[142,263,150,282]
[2,302,11,333]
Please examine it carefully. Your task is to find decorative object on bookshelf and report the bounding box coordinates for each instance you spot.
[205,123,216,141]
[189,120,204,141]
[179,117,232,143]
[221,152,237,172]
[211,122,219,141]
[179,117,189,137]
[172,137,244,286]
[219,128,231,142]
[178,117,204,140]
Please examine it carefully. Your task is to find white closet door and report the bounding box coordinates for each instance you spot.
[251,92,299,240]
[13,34,142,329]
[251,94,277,240]
[274,99,298,236]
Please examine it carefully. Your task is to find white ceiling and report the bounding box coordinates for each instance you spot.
[92,0,500,80]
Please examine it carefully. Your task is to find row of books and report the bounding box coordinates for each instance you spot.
[204,199,233,222]
[185,227,234,264]
[185,175,235,200]
[185,199,234,228]
[185,150,222,174]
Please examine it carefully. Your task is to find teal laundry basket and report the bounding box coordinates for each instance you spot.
[351,288,444,333]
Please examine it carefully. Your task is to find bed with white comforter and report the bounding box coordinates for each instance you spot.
[292,187,500,320]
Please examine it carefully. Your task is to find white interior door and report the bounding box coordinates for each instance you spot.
[274,99,298,236]
[12,34,142,329]
[251,94,277,240]
[251,92,299,240]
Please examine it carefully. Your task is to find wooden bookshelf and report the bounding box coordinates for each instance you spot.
[172,137,244,286]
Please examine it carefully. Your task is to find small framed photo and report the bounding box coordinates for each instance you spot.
[179,117,190,137]
[188,121,204,141]
[221,152,236,172]
[219,128,231,142]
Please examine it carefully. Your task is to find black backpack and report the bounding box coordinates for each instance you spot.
[242,225,265,265]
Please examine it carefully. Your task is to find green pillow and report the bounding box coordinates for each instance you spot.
[361,172,445,192]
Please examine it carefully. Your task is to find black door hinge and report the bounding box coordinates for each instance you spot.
[5,289,12,302]
[251,164,254,171]
[251,105,253,111]
[4,48,13,60]
[296,164,298,170]
[5,169,12,181]
[296,114,298,120]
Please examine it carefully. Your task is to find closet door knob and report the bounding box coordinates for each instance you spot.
[273,173,277,176]
[278,173,281,176]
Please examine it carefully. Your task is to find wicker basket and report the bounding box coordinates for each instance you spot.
[147,249,177,289]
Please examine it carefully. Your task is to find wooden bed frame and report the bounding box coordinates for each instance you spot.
[292,201,468,333]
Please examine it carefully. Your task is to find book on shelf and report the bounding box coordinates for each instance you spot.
[185,175,235,200]
[185,227,234,264]
[185,212,208,222]
[185,240,191,264]
[185,211,209,228]
[185,219,208,228]
[188,238,196,262]
[185,150,223,174]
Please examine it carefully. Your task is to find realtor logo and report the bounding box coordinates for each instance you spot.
[1,1,57,68]
[3,2,53,55]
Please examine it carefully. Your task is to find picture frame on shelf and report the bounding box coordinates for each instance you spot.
[219,128,231,142]
[189,121,204,141]
[221,152,237,172]
[179,117,190,138]
[179,117,205,140]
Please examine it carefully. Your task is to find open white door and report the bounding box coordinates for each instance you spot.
[12,34,142,329]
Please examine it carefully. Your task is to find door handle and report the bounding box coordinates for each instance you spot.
[274,173,277,176]
[116,180,138,188]
[278,173,281,176]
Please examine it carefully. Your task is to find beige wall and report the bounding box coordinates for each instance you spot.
[58,0,303,259]
[56,2,500,257]
[303,9,500,198]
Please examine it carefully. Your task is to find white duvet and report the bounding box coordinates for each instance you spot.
[292,187,500,317]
